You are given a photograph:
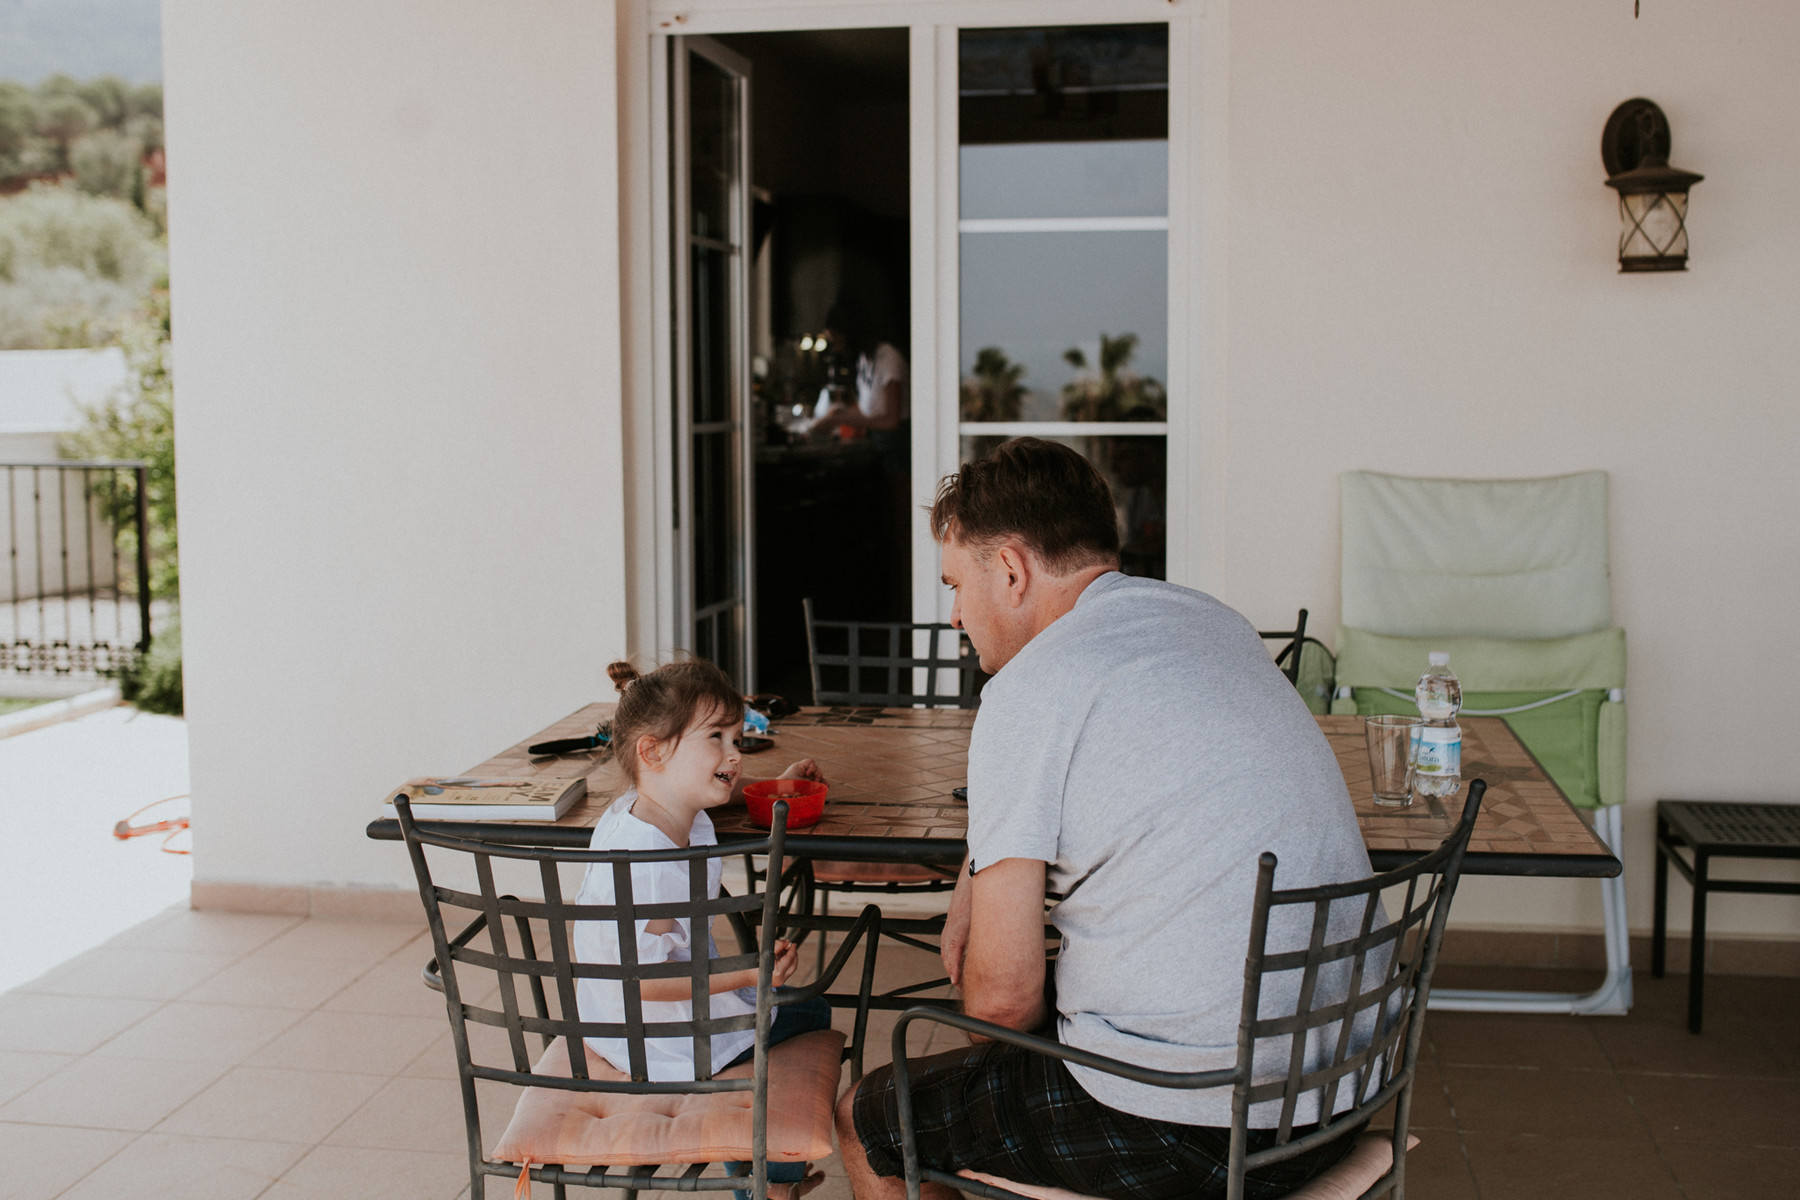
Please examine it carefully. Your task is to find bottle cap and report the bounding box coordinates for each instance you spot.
[1428,651,1449,666]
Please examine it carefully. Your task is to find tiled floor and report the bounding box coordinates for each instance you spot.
[0,906,1793,1199]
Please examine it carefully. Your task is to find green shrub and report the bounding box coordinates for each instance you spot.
[0,181,163,348]
[62,284,177,599]
[120,617,182,716]
[72,129,142,200]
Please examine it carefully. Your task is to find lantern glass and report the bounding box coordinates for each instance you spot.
[1618,190,1689,269]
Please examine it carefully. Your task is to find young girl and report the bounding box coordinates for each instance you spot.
[573,658,831,1197]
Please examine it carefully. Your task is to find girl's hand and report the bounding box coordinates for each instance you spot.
[779,758,826,785]
[770,938,800,987]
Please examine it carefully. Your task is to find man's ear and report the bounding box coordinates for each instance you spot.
[996,541,1033,608]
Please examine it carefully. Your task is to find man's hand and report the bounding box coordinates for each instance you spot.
[942,857,973,987]
[959,857,1049,1034]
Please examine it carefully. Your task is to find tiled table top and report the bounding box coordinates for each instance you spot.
[379,704,1617,876]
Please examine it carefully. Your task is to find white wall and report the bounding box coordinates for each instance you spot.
[164,0,628,892]
[164,0,1796,944]
[1205,0,1800,939]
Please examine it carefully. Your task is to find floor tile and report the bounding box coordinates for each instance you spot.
[0,993,160,1055]
[1426,1011,1611,1071]
[20,946,239,1002]
[1442,1065,1648,1140]
[91,1000,302,1063]
[1760,1012,1800,1075]
[1394,1131,1478,1200]
[58,1131,307,1200]
[401,1023,517,1082]
[154,1065,388,1144]
[1624,1073,1800,1147]
[267,1144,471,1200]
[180,953,374,1010]
[0,1052,226,1131]
[320,954,459,1019]
[125,910,302,956]
[1402,1057,1457,1131]
[1461,1131,1683,1200]
[0,1050,72,1106]
[1591,1006,1787,1079]
[255,920,426,964]
[247,1010,444,1077]
[0,1121,133,1200]
[326,1074,517,1155]
[1658,1141,1800,1200]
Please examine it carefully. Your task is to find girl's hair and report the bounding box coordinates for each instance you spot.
[606,658,742,785]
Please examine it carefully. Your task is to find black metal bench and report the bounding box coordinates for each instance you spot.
[1653,799,1800,1032]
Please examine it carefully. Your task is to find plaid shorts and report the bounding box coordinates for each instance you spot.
[851,1041,1361,1200]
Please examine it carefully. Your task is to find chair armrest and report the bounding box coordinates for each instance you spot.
[777,902,881,1079]
[890,1006,1237,1093]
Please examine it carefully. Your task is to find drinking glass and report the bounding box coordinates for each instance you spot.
[1364,715,1421,807]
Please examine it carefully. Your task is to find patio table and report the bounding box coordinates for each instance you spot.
[365,704,1621,878]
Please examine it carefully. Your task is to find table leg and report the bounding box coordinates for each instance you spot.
[1687,851,1709,1035]
[1652,816,1670,979]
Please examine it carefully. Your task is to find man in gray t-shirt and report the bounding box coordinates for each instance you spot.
[837,439,1374,1200]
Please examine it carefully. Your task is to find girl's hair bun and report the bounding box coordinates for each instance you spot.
[606,661,641,693]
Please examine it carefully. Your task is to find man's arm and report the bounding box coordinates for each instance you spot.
[959,857,1049,1032]
[941,854,972,987]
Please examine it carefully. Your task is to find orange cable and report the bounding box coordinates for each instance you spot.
[112,793,191,855]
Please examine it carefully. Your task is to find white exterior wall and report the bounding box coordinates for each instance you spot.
[164,0,1796,942]
[1209,0,1800,940]
[164,0,628,893]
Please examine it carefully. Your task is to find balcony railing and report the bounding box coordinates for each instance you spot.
[2,461,152,676]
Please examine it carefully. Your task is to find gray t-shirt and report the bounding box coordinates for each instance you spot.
[967,572,1378,1127]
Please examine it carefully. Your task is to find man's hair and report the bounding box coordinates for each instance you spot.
[929,437,1121,573]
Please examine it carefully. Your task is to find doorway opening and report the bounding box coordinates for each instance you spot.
[704,28,911,700]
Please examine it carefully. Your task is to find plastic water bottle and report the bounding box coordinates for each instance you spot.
[1413,652,1462,798]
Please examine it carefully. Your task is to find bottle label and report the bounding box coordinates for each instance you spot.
[1414,726,1461,776]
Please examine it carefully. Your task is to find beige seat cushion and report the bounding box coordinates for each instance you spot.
[955,1132,1417,1200]
[490,1029,845,1167]
[811,860,950,885]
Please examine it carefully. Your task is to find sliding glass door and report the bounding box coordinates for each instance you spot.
[671,37,754,685]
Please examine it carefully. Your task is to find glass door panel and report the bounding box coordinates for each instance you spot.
[674,39,752,684]
[956,23,1169,579]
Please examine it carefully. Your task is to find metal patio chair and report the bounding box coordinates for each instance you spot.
[395,797,882,1200]
[790,598,978,989]
[890,782,1487,1200]
[1260,608,1338,714]
[803,597,987,709]
[1258,608,1311,686]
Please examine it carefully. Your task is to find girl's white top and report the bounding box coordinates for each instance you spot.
[573,791,756,1079]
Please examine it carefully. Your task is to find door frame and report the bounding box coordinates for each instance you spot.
[627,0,1207,659]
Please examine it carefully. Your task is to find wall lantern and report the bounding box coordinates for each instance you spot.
[1602,98,1704,272]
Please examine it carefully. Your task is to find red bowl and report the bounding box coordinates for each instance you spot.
[742,779,827,829]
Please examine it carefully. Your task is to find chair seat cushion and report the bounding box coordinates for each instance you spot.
[954,1131,1416,1200]
[812,860,949,885]
[490,1029,845,1167]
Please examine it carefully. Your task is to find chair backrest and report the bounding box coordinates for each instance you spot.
[1228,782,1484,1196]
[890,783,1484,1200]
[1340,470,1611,639]
[1291,637,1337,716]
[394,797,787,1118]
[803,597,985,708]
[1258,608,1310,686]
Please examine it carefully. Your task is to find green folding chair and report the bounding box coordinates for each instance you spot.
[1330,470,1631,1016]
